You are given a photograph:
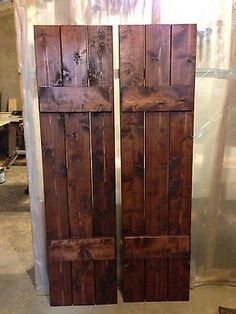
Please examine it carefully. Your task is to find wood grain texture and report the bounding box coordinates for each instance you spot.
[35,25,116,305]
[121,113,145,235]
[64,112,94,304]
[146,258,168,301]
[34,26,62,87]
[119,25,145,88]
[168,111,193,301]
[124,236,190,259]
[49,238,115,261]
[91,114,117,303]
[123,260,145,302]
[168,257,190,301]
[72,260,95,305]
[88,26,113,87]
[40,113,72,306]
[120,24,196,302]
[34,25,72,306]
[39,86,113,112]
[88,26,117,304]
[146,24,171,87]
[91,113,116,236]
[91,113,117,304]
[145,112,169,300]
[145,112,169,235]
[121,86,194,111]
[171,24,197,86]
[60,25,95,305]
[95,260,117,304]
[121,112,145,302]
[61,25,88,87]
[169,112,193,235]
[65,113,92,238]
[48,261,72,306]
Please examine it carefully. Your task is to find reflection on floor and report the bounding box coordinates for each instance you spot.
[0,165,236,314]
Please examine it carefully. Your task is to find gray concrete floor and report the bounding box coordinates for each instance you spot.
[0,165,236,314]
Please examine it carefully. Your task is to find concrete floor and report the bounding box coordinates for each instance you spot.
[0,165,236,314]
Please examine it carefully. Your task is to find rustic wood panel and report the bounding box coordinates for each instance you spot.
[40,114,69,242]
[34,25,72,306]
[40,113,72,305]
[61,25,88,87]
[119,25,145,89]
[169,112,193,235]
[124,236,190,258]
[121,112,145,302]
[91,113,115,237]
[48,261,72,306]
[120,25,145,303]
[123,260,145,302]
[168,257,190,301]
[95,260,117,304]
[145,112,169,235]
[72,260,94,305]
[35,25,116,306]
[87,26,116,304]
[64,113,95,305]
[87,26,113,87]
[34,26,62,87]
[120,24,196,302]
[121,113,145,235]
[145,25,171,301]
[145,112,169,301]
[171,24,197,86]
[146,24,171,87]
[168,111,193,300]
[60,24,95,305]
[65,113,92,238]
[91,112,117,304]
[146,258,168,301]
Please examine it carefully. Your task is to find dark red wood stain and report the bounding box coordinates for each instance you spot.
[120,24,196,302]
[121,112,145,302]
[34,26,72,306]
[35,24,196,305]
[35,25,116,306]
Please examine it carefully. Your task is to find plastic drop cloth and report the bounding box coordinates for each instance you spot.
[13,0,236,293]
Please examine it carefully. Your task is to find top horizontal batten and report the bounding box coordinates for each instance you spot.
[121,85,194,112]
[39,86,113,112]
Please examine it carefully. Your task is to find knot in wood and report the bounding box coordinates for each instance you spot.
[62,69,72,81]
[152,56,159,62]
[74,51,82,65]
[98,30,105,40]
[40,33,47,47]
[88,73,96,81]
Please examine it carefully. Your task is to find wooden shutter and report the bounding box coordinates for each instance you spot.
[119,24,196,302]
[34,25,117,306]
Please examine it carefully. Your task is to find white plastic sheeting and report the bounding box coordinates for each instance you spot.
[14,0,236,293]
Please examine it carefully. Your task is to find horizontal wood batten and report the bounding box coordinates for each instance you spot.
[121,86,194,111]
[49,237,115,261]
[39,87,113,112]
[124,236,189,259]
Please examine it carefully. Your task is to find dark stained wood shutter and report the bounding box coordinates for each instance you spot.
[119,24,196,302]
[34,25,117,306]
